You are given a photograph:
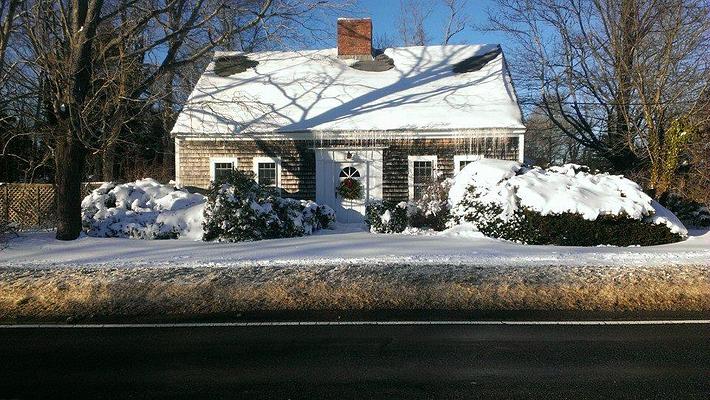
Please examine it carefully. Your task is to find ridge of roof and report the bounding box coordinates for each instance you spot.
[212,43,503,59]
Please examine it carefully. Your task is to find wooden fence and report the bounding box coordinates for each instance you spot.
[0,183,103,230]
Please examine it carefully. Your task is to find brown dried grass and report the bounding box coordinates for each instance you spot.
[1,264,708,322]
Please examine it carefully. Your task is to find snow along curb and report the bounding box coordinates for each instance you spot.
[1,263,708,322]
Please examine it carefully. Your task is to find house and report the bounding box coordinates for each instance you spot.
[172,18,525,223]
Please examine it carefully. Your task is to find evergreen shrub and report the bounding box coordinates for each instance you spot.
[365,200,408,233]
[202,170,335,242]
[660,193,710,228]
[453,186,684,246]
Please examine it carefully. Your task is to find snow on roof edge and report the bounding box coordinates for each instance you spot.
[170,129,531,140]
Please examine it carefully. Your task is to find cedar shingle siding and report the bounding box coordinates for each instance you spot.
[178,136,519,202]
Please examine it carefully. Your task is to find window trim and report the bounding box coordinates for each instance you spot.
[210,157,239,182]
[453,154,483,174]
[408,155,437,201]
[252,156,281,188]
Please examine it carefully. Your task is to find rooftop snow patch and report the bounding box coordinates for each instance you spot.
[172,44,524,135]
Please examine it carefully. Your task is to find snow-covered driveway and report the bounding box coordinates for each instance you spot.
[2,225,709,268]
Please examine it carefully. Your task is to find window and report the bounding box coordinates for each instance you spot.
[258,162,277,186]
[252,157,281,188]
[339,166,360,178]
[214,162,235,182]
[413,161,433,200]
[408,155,437,201]
[454,155,483,174]
[210,157,238,183]
[459,160,474,169]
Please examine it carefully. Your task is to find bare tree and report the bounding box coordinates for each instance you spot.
[0,0,36,182]
[684,110,710,203]
[486,0,709,195]
[441,0,468,45]
[396,0,470,46]
[20,0,349,240]
[0,0,21,80]
[398,0,433,46]
[525,112,607,168]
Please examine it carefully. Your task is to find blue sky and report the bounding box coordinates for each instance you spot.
[349,0,507,46]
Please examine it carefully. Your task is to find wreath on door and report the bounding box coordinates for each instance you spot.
[336,178,363,200]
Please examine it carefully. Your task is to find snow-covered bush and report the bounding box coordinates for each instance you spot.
[301,201,337,234]
[449,160,687,246]
[365,200,409,233]
[202,170,335,242]
[407,177,452,231]
[659,193,710,228]
[365,179,451,233]
[82,179,206,240]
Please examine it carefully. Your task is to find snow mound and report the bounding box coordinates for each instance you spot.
[449,158,521,214]
[82,179,206,240]
[649,200,687,235]
[450,160,687,236]
[439,223,487,239]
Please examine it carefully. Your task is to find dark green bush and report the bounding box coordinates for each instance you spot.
[365,200,408,233]
[366,178,451,233]
[202,170,335,242]
[1,220,18,246]
[659,193,710,228]
[454,186,683,246]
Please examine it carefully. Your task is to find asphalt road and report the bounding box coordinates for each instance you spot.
[0,322,708,399]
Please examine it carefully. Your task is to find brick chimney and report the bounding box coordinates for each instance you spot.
[337,18,372,60]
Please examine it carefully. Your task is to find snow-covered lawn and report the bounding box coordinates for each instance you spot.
[1,224,709,268]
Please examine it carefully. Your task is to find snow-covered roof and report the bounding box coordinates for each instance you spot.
[172,44,525,137]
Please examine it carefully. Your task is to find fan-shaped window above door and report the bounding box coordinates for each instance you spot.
[339,166,361,178]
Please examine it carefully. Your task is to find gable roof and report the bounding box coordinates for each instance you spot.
[172,44,525,137]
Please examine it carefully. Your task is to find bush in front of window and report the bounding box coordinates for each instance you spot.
[202,170,335,242]
[366,177,453,233]
[407,177,452,231]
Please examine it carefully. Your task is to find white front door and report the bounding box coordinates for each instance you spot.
[333,161,367,223]
[315,148,383,224]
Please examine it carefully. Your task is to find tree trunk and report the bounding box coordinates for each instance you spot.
[606,147,639,173]
[52,0,104,240]
[55,130,87,240]
[162,70,176,179]
[101,147,115,182]
[607,0,638,173]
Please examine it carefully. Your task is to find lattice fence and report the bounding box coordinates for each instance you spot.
[0,183,103,231]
